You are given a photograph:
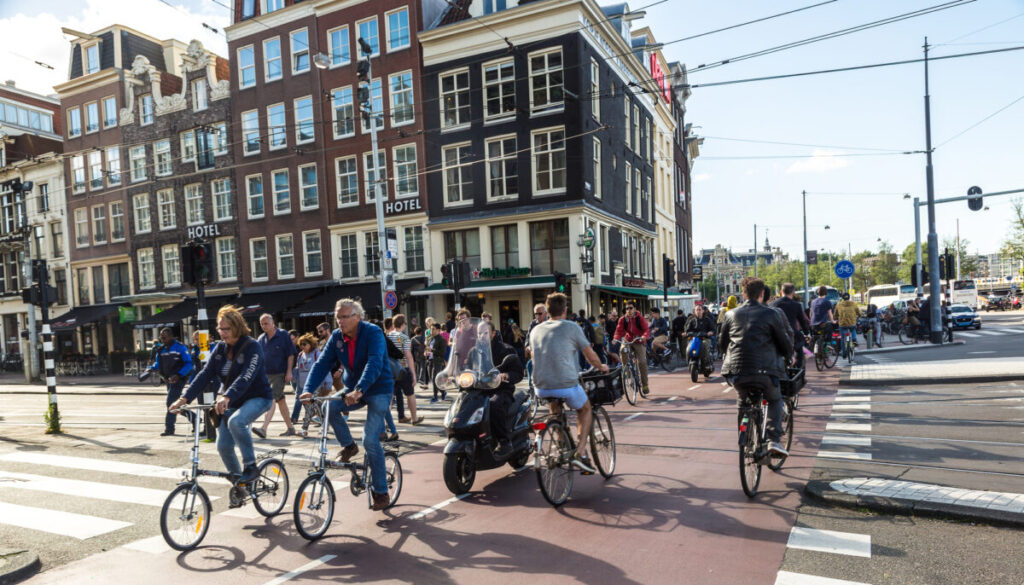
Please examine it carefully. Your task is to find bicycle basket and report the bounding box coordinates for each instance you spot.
[780,367,805,397]
[581,366,623,406]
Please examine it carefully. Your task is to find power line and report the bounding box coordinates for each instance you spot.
[702,135,911,152]
[934,91,1024,149]
[668,0,839,45]
[935,10,1024,46]
[701,152,915,160]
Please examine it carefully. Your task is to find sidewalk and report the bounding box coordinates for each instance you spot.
[0,373,164,395]
[842,356,1024,386]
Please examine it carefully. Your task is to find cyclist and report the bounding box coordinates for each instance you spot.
[770,283,811,369]
[835,292,861,357]
[169,305,273,499]
[670,309,688,353]
[649,308,671,357]
[718,277,794,457]
[683,305,716,369]
[809,285,835,355]
[529,292,609,474]
[613,303,651,395]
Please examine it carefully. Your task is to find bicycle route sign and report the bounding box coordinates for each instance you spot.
[384,290,399,310]
[834,259,855,279]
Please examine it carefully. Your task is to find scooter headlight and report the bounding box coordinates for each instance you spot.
[457,372,476,388]
[467,406,485,425]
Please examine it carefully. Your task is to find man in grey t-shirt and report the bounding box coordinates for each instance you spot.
[529,292,609,474]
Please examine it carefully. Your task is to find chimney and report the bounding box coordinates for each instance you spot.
[5,80,15,87]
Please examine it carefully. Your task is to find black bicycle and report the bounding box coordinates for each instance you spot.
[161,404,289,550]
[736,370,801,497]
[650,340,683,373]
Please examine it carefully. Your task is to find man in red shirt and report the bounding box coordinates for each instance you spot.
[614,303,651,395]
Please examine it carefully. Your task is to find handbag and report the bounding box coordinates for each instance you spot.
[389,356,408,382]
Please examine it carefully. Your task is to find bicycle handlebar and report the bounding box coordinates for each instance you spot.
[170,404,215,413]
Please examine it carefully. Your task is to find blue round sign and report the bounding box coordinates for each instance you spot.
[384,290,398,310]
[834,259,855,279]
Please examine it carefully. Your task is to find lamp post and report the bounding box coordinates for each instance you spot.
[802,190,809,306]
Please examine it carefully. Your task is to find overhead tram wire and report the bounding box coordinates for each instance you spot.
[934,91,1024,149]
[701,135,912,153]
[933,10,1024,46]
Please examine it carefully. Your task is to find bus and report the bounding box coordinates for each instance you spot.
[951,279,978,309]
[898,284,918,300]
[797,285,841,306]
[866,285,899,308]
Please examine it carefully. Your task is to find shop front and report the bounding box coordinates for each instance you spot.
[411,274,556,327]
[593,283,699,317]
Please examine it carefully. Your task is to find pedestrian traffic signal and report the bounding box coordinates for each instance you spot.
[553,271,569,294]
[440,263,453,289]
[967,186,983,211]
[181,243,214,286]
[663,255,676,289]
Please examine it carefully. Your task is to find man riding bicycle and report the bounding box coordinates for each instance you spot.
[719,277,794,458]
[835,292,861,357]
[529,292,609,474]
[770,283,811,369]
[809,285,835,354]
[649,308,670,357]
[684,305,716,368]
[613,304,650,395]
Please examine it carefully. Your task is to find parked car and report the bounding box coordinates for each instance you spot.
[948,304,981,329]
[984,296,1011,311]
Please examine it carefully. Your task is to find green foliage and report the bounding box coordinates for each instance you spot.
[1000,198,1024,266]
[941,236,979,277]
[44,402,62,435]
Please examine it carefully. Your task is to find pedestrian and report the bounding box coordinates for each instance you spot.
[589,315,606,363]
[150,328,194,436]
[388,313,423,425]
[316,321,332,351]
[604,309,620,364]
[295,333,329,437]
[428,322,448,403]
[524,303,548,361]
[288,329,302,424]
[443,311,455,333]
[254,313,298,438]
[412,326,427,388]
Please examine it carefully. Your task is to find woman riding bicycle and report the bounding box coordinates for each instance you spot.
[169,305,273,494]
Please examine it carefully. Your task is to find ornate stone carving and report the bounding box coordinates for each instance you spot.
[184,39,211,72]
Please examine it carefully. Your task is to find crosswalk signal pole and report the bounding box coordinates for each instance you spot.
[37,260,60,434]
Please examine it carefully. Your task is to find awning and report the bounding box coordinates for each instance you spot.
[234,286,330,318]
[593,285,698,301]
[50,303,125,332]
[132,295,237,329]
[281,283,380,319]
[411,276,556,296]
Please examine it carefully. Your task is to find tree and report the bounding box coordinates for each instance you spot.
[941,236,979,278]
[698,272,721,303]
[872,241,899,285]
[1000,198,1024,268]
[898,243,929,284]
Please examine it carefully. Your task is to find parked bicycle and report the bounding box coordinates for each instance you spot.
[293,394,403,541]
[161,404,289,550]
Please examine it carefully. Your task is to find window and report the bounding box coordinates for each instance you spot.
[529,219,569,273]
[109,263,129,298]
[264,37,282,81]
[185,183,203,225]
[442,143,471,206]
[592,137,601,199]
[290,29,309,74]
[216,237,237,281]
[242,110,260,155]
[238,45,255,88]
[51,221,63,258]
[303,231,322,276]
[38,183,49,212]
[357,17,379,56]
[157,189,175,230]
[212,178,231,221]
[624,97,631,150]
[393,144,417,198]
[247,174,264,218]
[181,131,195,161]
[491,224,518,270]
[263,103,286,149]
[72,208,85,247]
[332,86,354,138]
[483,59,515,120]
[71,156,85,193]
[155,140,171,176]
[600,224,609,273]
[162,245,181,286]
[625,162,632,214]
[404,226,423,272]
[339,234,358,278]
[54,269,68,305]
[386,7,410,51]
[263,0,284,13]
[214,122,228,155]
[295,96,314,143]
[632,105,640,152]
[590,60,600,120]
[85,102,99,133]
[138,248,155,289]
[192,79,207,111]
[76,267,89,304]
[364,232,380,276]
[110,201,124,241]
[634,167,641,218]
[103,97,117,128]
[443,229,480,272]
[531,127,566,195]
[88,151,103,189]
[85,44,99,74]
[328,26,350,67]
[485,135,517,201]
[133,193,151,233]
[299,164,318,209]
[91,205,106,244]
[68,107,81,137]
[363,150,387,201]
[647,118,652,163]
[275,234,294,278]
[529,48,563,112]
[250,238,268,281]
[106,146,120,185]
[361,78,383,132]
[130,146,146,182]
[139,94,153,125]
[440,70,469,129]
[335,156,358,207]
[272,169,290,214]
[389,71,414,125]
[92,266,105,303]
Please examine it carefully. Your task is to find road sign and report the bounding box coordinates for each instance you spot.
[834,259,855,279]
[384,290,398,310]
[806,250,818,265]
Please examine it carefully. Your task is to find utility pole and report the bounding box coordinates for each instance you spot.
[753,224,758,277]
[23,226,37,382]
[802,190,810,306]
[914,196,923,296]
[955,218,961,280]
[923,37,943,343]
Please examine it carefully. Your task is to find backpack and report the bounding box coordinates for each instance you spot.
[593,323,606,345]
[410,335,425,362]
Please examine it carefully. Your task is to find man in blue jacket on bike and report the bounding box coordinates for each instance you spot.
[300,298,394,511]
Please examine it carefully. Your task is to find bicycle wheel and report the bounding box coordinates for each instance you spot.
[535,422,574,507]
[160,483,211,551]
[622,361,640,406]
[898,325,912,345]
[814,342,825,371]
[768,401,793,472]
[383,453,403,508]
[739,420,762,497]
[252,458,289,517]
[824,344,838,369]
[293,474,335,541]
[661,349,678,373]
[846,341,855,364]
[589,407,616,478]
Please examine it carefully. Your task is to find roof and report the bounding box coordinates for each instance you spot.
[437,0,472,27]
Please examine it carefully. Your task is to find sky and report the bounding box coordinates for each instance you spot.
[1,0,1022,263]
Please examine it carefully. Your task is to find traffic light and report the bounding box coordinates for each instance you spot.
[944,250,954,280]
[454,260,472,292]
[938,255,947,281]
[440,263,453,289]
[663,255,675,289]
[356,59,370,83]
[31,259,47,284]
[21,285,57,306]
[553,271,569,294]
[182,243,214,286]
[967,185,983,211]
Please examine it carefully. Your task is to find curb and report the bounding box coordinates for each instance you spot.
[0,549,41,585]
[857,339,966,354]
[841,372,1024,386]
[0,390,165,396]
[804,480,1024,528]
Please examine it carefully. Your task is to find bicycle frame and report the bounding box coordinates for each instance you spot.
[305,395,393,492]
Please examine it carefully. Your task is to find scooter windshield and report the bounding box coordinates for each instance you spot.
[434,317,501,391]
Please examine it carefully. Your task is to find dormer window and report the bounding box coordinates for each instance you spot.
[85,44,100,74]
[139,94,153,125]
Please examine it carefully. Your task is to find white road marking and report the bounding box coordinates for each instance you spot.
[821,435,872,447]
[835,396,871,402]
[994,328,1022,334]
[968,351,996,354]
[121,535,171,554]
[688,385,701,391]
[720,382,728,387]
[0,470,192,507]
[262,555,338,585]
[0,501,132,540]
[832,404,870,411]
[829,412,871,419]
[624,412,645,421]
[973,329,1002,336]
[722,387,732,393]
[0,452,190,480]
[667,396,678,402]
[837,389,870,395]
[775,571,872,585]
[826,422,872,433]
[430,438,448,446]
[956,332,981,338]
[787,526,872,558]
[409,493,471,520]
[818,451,873,461]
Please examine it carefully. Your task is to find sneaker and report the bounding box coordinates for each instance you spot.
[380,432,399,442]
[280,428,297,437]
[768,442,789,458]
[640,385,650,397]
[571,454,596,475]
[398,417,412,424]
[370,490,390,511]
[429,397,439,404]
[410,416,424,425]
[238,464,259,485]
[252,428,266,439]
[336,443,359,463]
[160,430,175,437]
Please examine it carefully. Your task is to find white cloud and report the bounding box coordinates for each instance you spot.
[693,173,712,182]
[785,149,850,174]
[0,0,230,97]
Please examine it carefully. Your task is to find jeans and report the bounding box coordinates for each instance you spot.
[326,393,391,494]
[216,397,272,476]
[730,374,784,443]
[839,326,857,357]
[165,378,188,433]
[291,382,304,421]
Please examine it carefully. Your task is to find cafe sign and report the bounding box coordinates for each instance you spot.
[479,267,531,279]
[623,278,647,288]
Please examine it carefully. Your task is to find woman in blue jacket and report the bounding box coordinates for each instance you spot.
[170,305,273,489]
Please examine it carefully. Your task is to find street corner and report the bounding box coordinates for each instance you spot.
[856,339,966,355]
[0,549,41,585]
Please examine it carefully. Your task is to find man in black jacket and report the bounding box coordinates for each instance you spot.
[770,282,811,368]
[484,320,524,456]
[719,277,794,457]
[671,309,688,350]
[684,305,717,369]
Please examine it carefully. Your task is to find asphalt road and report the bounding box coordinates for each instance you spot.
[856,311,1024,365]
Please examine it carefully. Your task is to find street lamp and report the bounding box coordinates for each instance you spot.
[312,52,329,70]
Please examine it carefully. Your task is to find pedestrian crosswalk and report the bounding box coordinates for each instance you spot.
[775,526,874,584]
[954,327,1023,338]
